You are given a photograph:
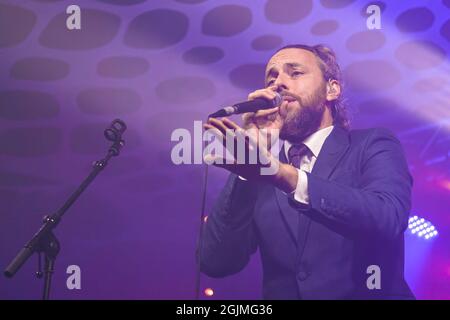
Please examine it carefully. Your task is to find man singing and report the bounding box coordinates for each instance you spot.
[200,44,414,299]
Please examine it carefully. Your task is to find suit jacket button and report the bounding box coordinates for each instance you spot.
[297,271,309,281]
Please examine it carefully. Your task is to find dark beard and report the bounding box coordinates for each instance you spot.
[280,88,326,144]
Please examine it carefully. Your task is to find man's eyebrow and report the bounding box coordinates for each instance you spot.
[265,62,307,78]
[285,62,306,69]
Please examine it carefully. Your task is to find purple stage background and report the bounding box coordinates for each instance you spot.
[0,0,449,299]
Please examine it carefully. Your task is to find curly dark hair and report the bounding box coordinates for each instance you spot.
[274,44,350,130]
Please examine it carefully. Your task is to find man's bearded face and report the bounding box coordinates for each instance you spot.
[265,48,329,143]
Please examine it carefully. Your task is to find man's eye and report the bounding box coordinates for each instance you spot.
[292,71,304,77]
[267,80,274,86]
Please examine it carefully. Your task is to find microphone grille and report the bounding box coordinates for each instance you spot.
[272,92,282,107]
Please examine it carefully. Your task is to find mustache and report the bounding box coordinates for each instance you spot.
[279,90,302,103]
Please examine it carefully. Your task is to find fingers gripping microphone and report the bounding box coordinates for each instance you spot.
[209,92,282,118]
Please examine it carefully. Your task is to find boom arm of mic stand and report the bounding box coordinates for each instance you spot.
[3,136,125,297]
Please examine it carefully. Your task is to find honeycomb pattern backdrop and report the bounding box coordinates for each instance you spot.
[0,0,449,299]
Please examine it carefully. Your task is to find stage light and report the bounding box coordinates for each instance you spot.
[407,216,438,240]
[204,288,214,297]
[438,180,450,192]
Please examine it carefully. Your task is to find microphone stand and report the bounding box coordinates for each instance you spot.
[4,119,126,300]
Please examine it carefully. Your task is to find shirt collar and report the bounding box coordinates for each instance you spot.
[284,125,334,159]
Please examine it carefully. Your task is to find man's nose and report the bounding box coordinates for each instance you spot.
[273,75,288,92]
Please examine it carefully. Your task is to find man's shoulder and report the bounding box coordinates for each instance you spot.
[346,126,399,145]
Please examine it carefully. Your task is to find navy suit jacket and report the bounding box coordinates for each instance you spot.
[199,126,415,299]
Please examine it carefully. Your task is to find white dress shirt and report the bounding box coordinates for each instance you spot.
[285,125,334,204]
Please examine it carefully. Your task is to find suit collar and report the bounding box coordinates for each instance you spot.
[284,125,334,159]
[310,126,350,179]
[279,126,349,168]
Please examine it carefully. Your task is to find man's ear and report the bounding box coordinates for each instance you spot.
[326,79,341,102]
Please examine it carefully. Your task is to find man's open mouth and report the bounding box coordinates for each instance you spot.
[283,97,297,102]
[281,94,297,102]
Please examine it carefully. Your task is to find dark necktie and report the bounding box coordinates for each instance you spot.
[287,143,310,168]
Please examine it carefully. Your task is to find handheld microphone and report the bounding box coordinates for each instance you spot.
[209,92,282,118]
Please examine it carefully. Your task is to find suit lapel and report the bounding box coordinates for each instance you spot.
[274,126,350,247]
[310,126,350,179]
[274,145,299,246]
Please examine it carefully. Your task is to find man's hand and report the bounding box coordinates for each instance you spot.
[203,117,298,194]
[243,85,284,131]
